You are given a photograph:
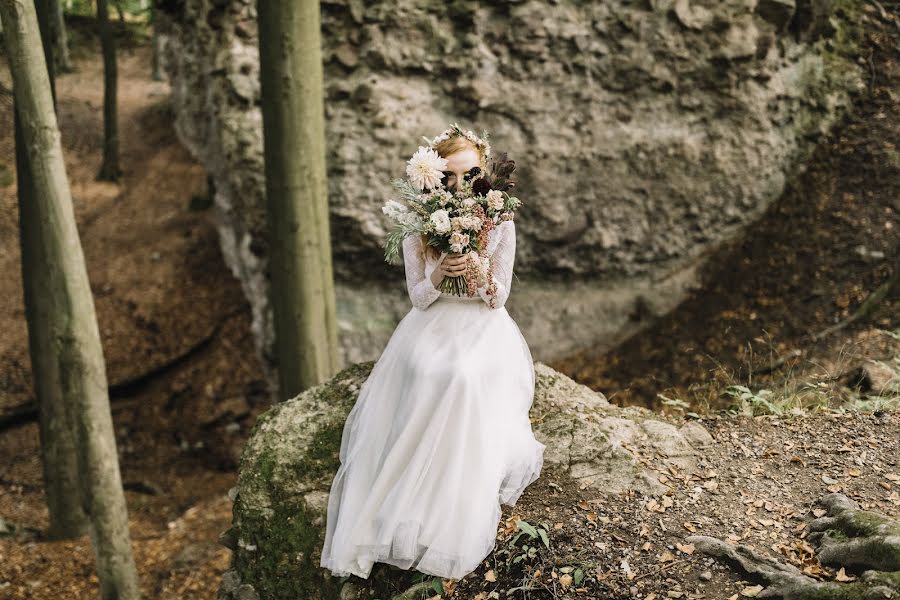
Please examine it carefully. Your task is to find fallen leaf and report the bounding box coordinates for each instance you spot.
[442,579,457,595]
[659,550,676,562]
[741,584,764,597]
[812,508,827,518]
[683,522,697,533]
[676,542,695,555]
[560,574,573,589]
[621,559,635,580]
[484,569,497,582]
[835,567,856,582]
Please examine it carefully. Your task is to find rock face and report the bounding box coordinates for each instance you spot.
[216,361,712,599]
[154,0,863,384]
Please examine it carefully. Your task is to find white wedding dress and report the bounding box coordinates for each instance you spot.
[319,219,546,581]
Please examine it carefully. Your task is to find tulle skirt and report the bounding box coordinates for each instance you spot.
[319,294,546,581]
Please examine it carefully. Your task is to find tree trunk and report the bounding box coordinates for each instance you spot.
[49,0,71,73]
[13,0,88,542]
[96,0,120,181]
[150,3,162,81]
[0,1,140,598]
[257,0,339,399]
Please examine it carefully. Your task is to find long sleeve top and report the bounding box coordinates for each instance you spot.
[402,220,517,311]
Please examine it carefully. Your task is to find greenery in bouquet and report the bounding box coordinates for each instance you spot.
[382,127,521,303]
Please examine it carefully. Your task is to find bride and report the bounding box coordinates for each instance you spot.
[319,126,545,582]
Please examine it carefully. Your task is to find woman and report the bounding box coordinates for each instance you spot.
[319,128,545,582]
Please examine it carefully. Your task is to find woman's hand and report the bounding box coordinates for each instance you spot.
[430,253,467,288]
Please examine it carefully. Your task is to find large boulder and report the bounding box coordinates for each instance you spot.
[216,361,712,599]
[155,0,864,387]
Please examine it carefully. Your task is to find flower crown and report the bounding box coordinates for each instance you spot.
[421,123,492,170]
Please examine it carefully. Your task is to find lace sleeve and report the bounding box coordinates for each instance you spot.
[477,220,516,309]
[402,235,443,311]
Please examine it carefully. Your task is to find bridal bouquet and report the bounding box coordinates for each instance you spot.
[382,129,521,303]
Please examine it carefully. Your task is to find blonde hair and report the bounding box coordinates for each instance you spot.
[418,135,488,262]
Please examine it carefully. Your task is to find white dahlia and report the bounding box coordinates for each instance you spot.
[406,146,448,191]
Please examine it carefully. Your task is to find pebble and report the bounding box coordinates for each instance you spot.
[699,570,713,581]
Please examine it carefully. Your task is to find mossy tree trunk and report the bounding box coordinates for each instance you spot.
[12,0,88,542]
[96,0,121,181]
[0,0,140,597]
[257,0,339,399]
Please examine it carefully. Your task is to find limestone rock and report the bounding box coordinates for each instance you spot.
[217,361,708,598]
[678,421,716,448]
[154,0,864,388]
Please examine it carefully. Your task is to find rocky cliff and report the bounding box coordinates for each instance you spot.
[154,0,863,386]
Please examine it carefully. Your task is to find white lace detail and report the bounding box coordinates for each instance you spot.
[402,235,443,311]
[401,221,516,311]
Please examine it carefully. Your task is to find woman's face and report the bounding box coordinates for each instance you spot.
[441,147,481,192]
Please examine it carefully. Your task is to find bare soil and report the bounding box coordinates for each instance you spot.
[442,411,900,600]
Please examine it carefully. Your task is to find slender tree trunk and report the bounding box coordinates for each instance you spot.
[0,1,140,598]
[149,3,162,81]
[113,0,124,25]
[257,0,339,399]
[49,0,72,73]
[12,0,88,542]
[96,0,120,181]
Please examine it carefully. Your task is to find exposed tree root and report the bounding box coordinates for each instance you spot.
[811,268,900,342]
[687,494,900,599]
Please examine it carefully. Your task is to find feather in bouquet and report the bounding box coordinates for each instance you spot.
[382,132,521,306]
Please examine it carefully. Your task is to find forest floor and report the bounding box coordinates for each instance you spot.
[0,7,898,600]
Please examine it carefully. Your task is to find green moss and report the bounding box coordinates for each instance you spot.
[293,418,346,481]
[234,493,342,600]
[228,361,381,598]
[840,510,900,538]
[818,0,865,93]
[790,583,876,600]
[248,403,282,438]
[864,571,900,591]
[828,0,865,59]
